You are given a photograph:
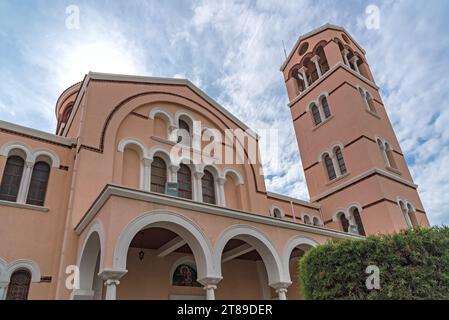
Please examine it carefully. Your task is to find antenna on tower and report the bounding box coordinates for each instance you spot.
[282,40,287,60]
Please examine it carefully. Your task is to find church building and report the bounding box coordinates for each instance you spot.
[0,24,429,300]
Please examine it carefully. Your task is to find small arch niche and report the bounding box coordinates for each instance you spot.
[298,42,309,56]
[171,262,202,287]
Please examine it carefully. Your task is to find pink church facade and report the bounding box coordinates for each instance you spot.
[0,24,429,300]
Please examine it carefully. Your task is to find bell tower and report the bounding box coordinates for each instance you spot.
[281,24,430,235]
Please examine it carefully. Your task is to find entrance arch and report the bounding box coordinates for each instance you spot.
[214,225,286,299]
[282,236,318,300]
[75,221,105,300]
[112,211,216,299]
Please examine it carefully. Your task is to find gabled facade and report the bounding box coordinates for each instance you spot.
[0,24,428,300]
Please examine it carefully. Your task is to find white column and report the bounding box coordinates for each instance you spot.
[17,161,33,204]
[168,165,179,183]
[193,171,204,202]
[104,279,119,300]
[216,177,226,206]
[350,56,360,73]
[99,269,127,301]
[298,66,309,88]
[311,55,322,77]
[204,284,217,300]
[0,281,8,300]
[141,158,153,192]
[199,277,221,300]
[342,49,350,66]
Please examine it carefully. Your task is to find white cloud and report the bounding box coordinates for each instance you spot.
[1,0,448,225]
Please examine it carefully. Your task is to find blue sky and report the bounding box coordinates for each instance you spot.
[1,0,448,225]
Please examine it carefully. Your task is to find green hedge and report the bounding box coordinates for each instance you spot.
[299,227,449,299]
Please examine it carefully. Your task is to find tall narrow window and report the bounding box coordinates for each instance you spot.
[385,144,398,169]
[26,162,50,206]
[339,213,349,232]
[177,164,192,200]
[311,104,322,125]
[0,156,25,202]
[365,92,376,113]
[201,170,215,204]
[334,147,347,175]
[6,269,31,300]
[177,119,191,144]
[323,154,336,180]
[321,97,331,119]
[150,156,167,194]
[352,208,366,236]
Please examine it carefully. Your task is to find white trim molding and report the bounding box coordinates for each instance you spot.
[75,184,363,241]
[213,225,287,286]
[113,210,217,282]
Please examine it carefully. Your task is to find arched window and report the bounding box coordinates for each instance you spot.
[365,92,376,113]
[172,263,201,287]
[311,104,322,125]
[400,200,418,228]
[177,164,192,199]
[26,161,50,206]
[150,156,167,194]
[323,154,336,180]
[303,215,311,225]
[351,208,365,236]
[385,144,398,169]
[6,269,31,300]
[273,208,282,218]
[0,156,25,202]
[407,203,418,227]
[312,217,320,226]
[62,104,73,123]
[177,119,191,144]
[321,96,331,119]
[201,170,215,204]
[334,147,347,175]
[339,213,349,232]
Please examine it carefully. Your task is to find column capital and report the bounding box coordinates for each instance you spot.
[270,281,291,291]
[349,55,358,62]
[168,164,180,173]
[142,157,153,166]
[193,171,204,179]
[310,55,320,63]
[217,177,226,186]
[298,66,308,73]
[25,161,34,168]
[0,281,9,288]
[342,48,350,55]
[198,276,222,286]
[98,269,127,281]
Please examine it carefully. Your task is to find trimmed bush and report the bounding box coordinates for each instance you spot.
[299,227,449,299]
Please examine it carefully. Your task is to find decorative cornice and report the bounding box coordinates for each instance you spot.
[266,191,320,210]
[280,23,366,72]
[62,72,259,140]
[0,120,76,148]
[288,63,379,108]
[311,168,418,202]
[74,184,362,241]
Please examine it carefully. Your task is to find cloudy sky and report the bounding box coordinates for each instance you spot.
[0,0,448,225]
